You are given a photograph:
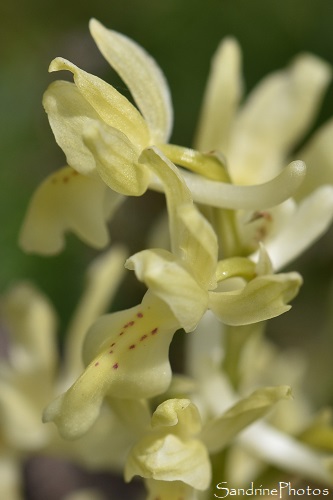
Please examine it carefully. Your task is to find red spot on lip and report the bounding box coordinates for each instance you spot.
[119,331,124,336]
[94,362,99,367]
[109,350,113,354]
[124,320,135,328]
[63,176,69,183]
[151,328,158,335]
[137,312,143,318]
[110,342,116,347]
[140,335,147,341]
[129,344,136,350]
[112,363,119,369]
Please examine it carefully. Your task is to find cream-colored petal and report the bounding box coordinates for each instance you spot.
[240,420,333,485]
[151,399,202,437]
[49,57,150,149]
[229,54,331,183]
[43,294,178,439]
[19,167,122,254]
[1,283,57,372]
[194,37,243,152]
[125,433,210,490]
[125,400,210,490]
[254,243,274,276]
[150,160,306,210]
[89,19,173,143]
[126,249,208,332]
[0,380,48,449]
[201,385,291,453]
[296,118,333,199]
[262,186,333,270]
[61,246,128,386]
[209,272,302,325]
[43,81,101,175]
[83,121,151,196]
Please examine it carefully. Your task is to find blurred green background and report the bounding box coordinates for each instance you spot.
[1,0,333,404]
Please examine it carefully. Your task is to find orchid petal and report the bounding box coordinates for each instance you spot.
[240,420,333,485]
[255,243,274,276]
[83,121,151,196]
[126,249,208,332]
[297,118,333,198]
[209,272,302,325]
[126,434,210,489]
[125,399,211,490]
[1,283,57,372]
[151,399,202,437]
[262,186,333,270]
[43,81,100,175]
[19,167,122,254]
[0,380,48,449]
[229,54,331,183]
[194,37,243,152]
[43,294,178,439]
[89,19,173,143]
[49,57,150,149]
[201,385,291,453]
[150,160,306,210]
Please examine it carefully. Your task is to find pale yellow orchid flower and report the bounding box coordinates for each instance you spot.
[124,389,292,499]
[195,37,333,268]
[41,148,302,441]
[0,247,136,500]
[19,19,172,255]
[185,311,333,491]
[127,148,302,331]
[195,38,332,185]
[125,399,211,499]
[19,20,307,255]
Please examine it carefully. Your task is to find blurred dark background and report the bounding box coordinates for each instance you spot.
[1,0,333,403]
